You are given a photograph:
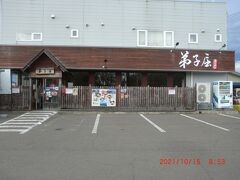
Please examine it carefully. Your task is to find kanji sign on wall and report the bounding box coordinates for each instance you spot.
[178,51,218,70]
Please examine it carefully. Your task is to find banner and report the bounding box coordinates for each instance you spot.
[92,88,116,107]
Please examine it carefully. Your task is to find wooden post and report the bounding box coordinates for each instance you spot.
[167,73,174,87]
[29,78,32,110]
[141,72,148,87]
[89,84,92,109]
[59,78,62,109]
[88,72,95,86]
[115,72,121,86]
[117,85,121,109]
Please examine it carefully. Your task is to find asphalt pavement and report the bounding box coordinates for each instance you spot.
[0,111,239,180]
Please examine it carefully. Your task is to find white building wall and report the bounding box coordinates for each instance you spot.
[227,73,240,82]
[0,0,227,50]
[186,72,228,87]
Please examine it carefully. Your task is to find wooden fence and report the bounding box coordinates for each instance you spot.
[0,86,30,110]
[61,86,196,111]
[0,86,196,111]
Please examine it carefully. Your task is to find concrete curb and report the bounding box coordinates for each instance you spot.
[58,109,239,115]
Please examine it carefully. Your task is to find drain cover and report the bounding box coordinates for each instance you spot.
[55,128,63,131]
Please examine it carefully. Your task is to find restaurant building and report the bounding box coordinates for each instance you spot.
[0,0,236,110]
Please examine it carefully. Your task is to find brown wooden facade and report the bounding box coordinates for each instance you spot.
[0,45,235,72]
[0,45,235,110]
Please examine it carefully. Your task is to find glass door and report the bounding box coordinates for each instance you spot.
[43,78,61,109]
[32,78,44,110]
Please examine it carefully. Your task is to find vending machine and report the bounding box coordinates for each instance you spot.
[212,81,233,108]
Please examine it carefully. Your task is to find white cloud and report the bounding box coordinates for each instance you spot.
[235,61,240,72]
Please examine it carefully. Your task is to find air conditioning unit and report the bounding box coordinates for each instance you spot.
[196,83,211,103]
[235,88,240,97]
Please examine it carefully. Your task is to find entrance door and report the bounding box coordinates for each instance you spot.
[43,78,61,109]
[31,78,61,110]
[32,78,44,110]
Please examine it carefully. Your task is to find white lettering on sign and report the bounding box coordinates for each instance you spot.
[179,51,191,69]
[36,68,55,75]
[179,51,214,69]
[201,53,211,67]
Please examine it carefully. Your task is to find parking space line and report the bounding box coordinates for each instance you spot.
[219,113,240,120]
[92,114,101,134]
[180,114,230,132]
[139,114,166,133]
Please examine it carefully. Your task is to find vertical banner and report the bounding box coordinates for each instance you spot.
[92,88,116,107]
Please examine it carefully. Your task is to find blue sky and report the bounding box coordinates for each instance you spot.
[227,0,240,15]
[226,0,240,72]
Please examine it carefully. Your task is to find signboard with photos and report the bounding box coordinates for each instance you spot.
[92,88,116,107]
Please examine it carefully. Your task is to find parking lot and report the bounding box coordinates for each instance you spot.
[0,111,240,180]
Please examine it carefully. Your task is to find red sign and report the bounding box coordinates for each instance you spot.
[213,59,218,70]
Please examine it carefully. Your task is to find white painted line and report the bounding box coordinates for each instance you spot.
[139,114,166,133]
[14,118,46,121]
[39,119,51,124]
[16,117,48,120]
[20,125,38,134]
[0,129,24,132]
[8,120,42,122]
[20,115,49,117]
[31,111,56,114]
[92,114,101,134]
[15,116,46,118]
[0,126,30,128]
[3,122,41,125]
[13,116,46,119]
[219,113,240,120]
[25,113,53,115]
[180,114,229,132]
[0,111,57,134]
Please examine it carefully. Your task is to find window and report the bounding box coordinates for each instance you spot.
[137,30,147,46]
[71,29,79,38]
[148,31,163,47]
[137,30,174,47]
[11,71,21,93]
[173,73,185,87]
[11,72,19,88]
[31,33,42,41]
[64,71,89,86]
[188,33,198,43]
[164,31,174,47]
[95,72,116,86]
[16,33,31,41]
[215,34,222,42]
[148,73,167,87]
[16,32,42,41]
[121,72,142,86]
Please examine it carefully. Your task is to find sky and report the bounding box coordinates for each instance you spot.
[227,0,240,15]
[226,0,240,72]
